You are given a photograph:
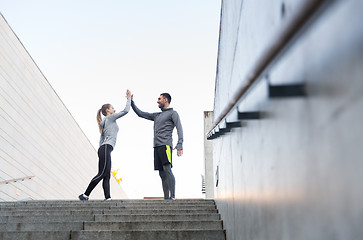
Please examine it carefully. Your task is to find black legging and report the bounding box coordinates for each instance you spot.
[85,144,113,199]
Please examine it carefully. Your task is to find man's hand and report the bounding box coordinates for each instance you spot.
[174,147,183,157]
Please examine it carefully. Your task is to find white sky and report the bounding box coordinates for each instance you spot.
[0,0,221,199]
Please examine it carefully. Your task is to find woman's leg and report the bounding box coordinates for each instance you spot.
[84,144,111,197]
[102,146,112,199]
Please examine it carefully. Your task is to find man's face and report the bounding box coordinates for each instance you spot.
[157,95,167,109]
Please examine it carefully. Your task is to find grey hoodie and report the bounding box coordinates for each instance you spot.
[99,98,131,148]
[131,100,183,149]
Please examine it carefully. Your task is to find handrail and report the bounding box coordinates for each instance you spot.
[0,176,35,185]
[207,0,334,137]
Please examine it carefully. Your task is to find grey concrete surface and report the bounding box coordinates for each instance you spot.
[0,209,218,216]
[0,214,95,223]
[95,213,221,222]
[0,199,214,206]
[71,230,226,240]
[204,111,215,199]
[83,220,223,231]
[0,231,71,240]
[1,230,225,240]
[0,199,225,240]
[0,222,84,231]
[0,205,216,212]
[0,213,220,223]
[212,0,363,240]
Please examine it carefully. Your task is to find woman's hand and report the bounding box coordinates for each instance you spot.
[126,89,132,99]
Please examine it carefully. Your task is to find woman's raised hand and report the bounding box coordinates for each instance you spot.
[126,89,132,99]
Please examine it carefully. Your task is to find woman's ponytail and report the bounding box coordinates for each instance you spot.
[97,104,111,133]
[97,109,103,133]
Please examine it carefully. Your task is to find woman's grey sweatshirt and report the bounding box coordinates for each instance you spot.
[131,100,183,149]
[99,98,131,148]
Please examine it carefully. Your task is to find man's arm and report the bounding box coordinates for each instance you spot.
[131,99,155,121]
[172,111,183,156]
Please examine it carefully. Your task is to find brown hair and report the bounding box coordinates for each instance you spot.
[97,104,111,133]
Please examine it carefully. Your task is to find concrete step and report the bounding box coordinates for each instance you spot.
[71,230,226,240]
[0,205,216,211]
[0,231,70,240]
[1,230,226,240]
[0,203,216,209]
[0,199,215,206]
[0,220,222,232]
[0,214,95,223]
[0,213,220,223]
[94,213,221,222]
[0,221,84,231]
[0,209,218,217]
[83,220,223,231]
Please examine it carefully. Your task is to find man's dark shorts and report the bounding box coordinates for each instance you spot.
[154,145,172,170]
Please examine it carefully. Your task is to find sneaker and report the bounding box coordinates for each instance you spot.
[78,194,89,201]
[104,198,112,201]
[169,197,176,200]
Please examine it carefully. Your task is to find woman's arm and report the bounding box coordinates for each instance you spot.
[108,90,132,121]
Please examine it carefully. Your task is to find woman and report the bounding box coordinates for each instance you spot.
[78,89,132,201]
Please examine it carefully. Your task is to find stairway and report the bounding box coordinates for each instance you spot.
[0,199,225,240]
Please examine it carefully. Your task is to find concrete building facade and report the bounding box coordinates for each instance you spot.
[0,14,127,201]
[210,0,363,239]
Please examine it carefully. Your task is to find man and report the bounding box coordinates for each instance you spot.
[131,93,183,200]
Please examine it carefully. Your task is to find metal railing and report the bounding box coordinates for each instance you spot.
[0,176,35,185]
[207,0,335,139]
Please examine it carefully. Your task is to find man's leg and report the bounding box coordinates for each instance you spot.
[159,169,170,199]
[163,145,175,198]
[155,145,175,199]
[162,163,175,199]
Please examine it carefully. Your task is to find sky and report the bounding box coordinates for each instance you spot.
[0,0,221,199]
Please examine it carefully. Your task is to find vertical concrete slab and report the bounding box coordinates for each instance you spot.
[203,111,214,199]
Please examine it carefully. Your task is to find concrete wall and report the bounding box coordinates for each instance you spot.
[0,14,127,201]
[212,0,363,239]
[203,111,214,199]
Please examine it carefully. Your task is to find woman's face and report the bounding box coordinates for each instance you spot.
[106,105,115,115]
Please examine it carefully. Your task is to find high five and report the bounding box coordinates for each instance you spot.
[78,91,183,200]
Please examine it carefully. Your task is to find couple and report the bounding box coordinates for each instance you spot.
[78,90,183,201]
